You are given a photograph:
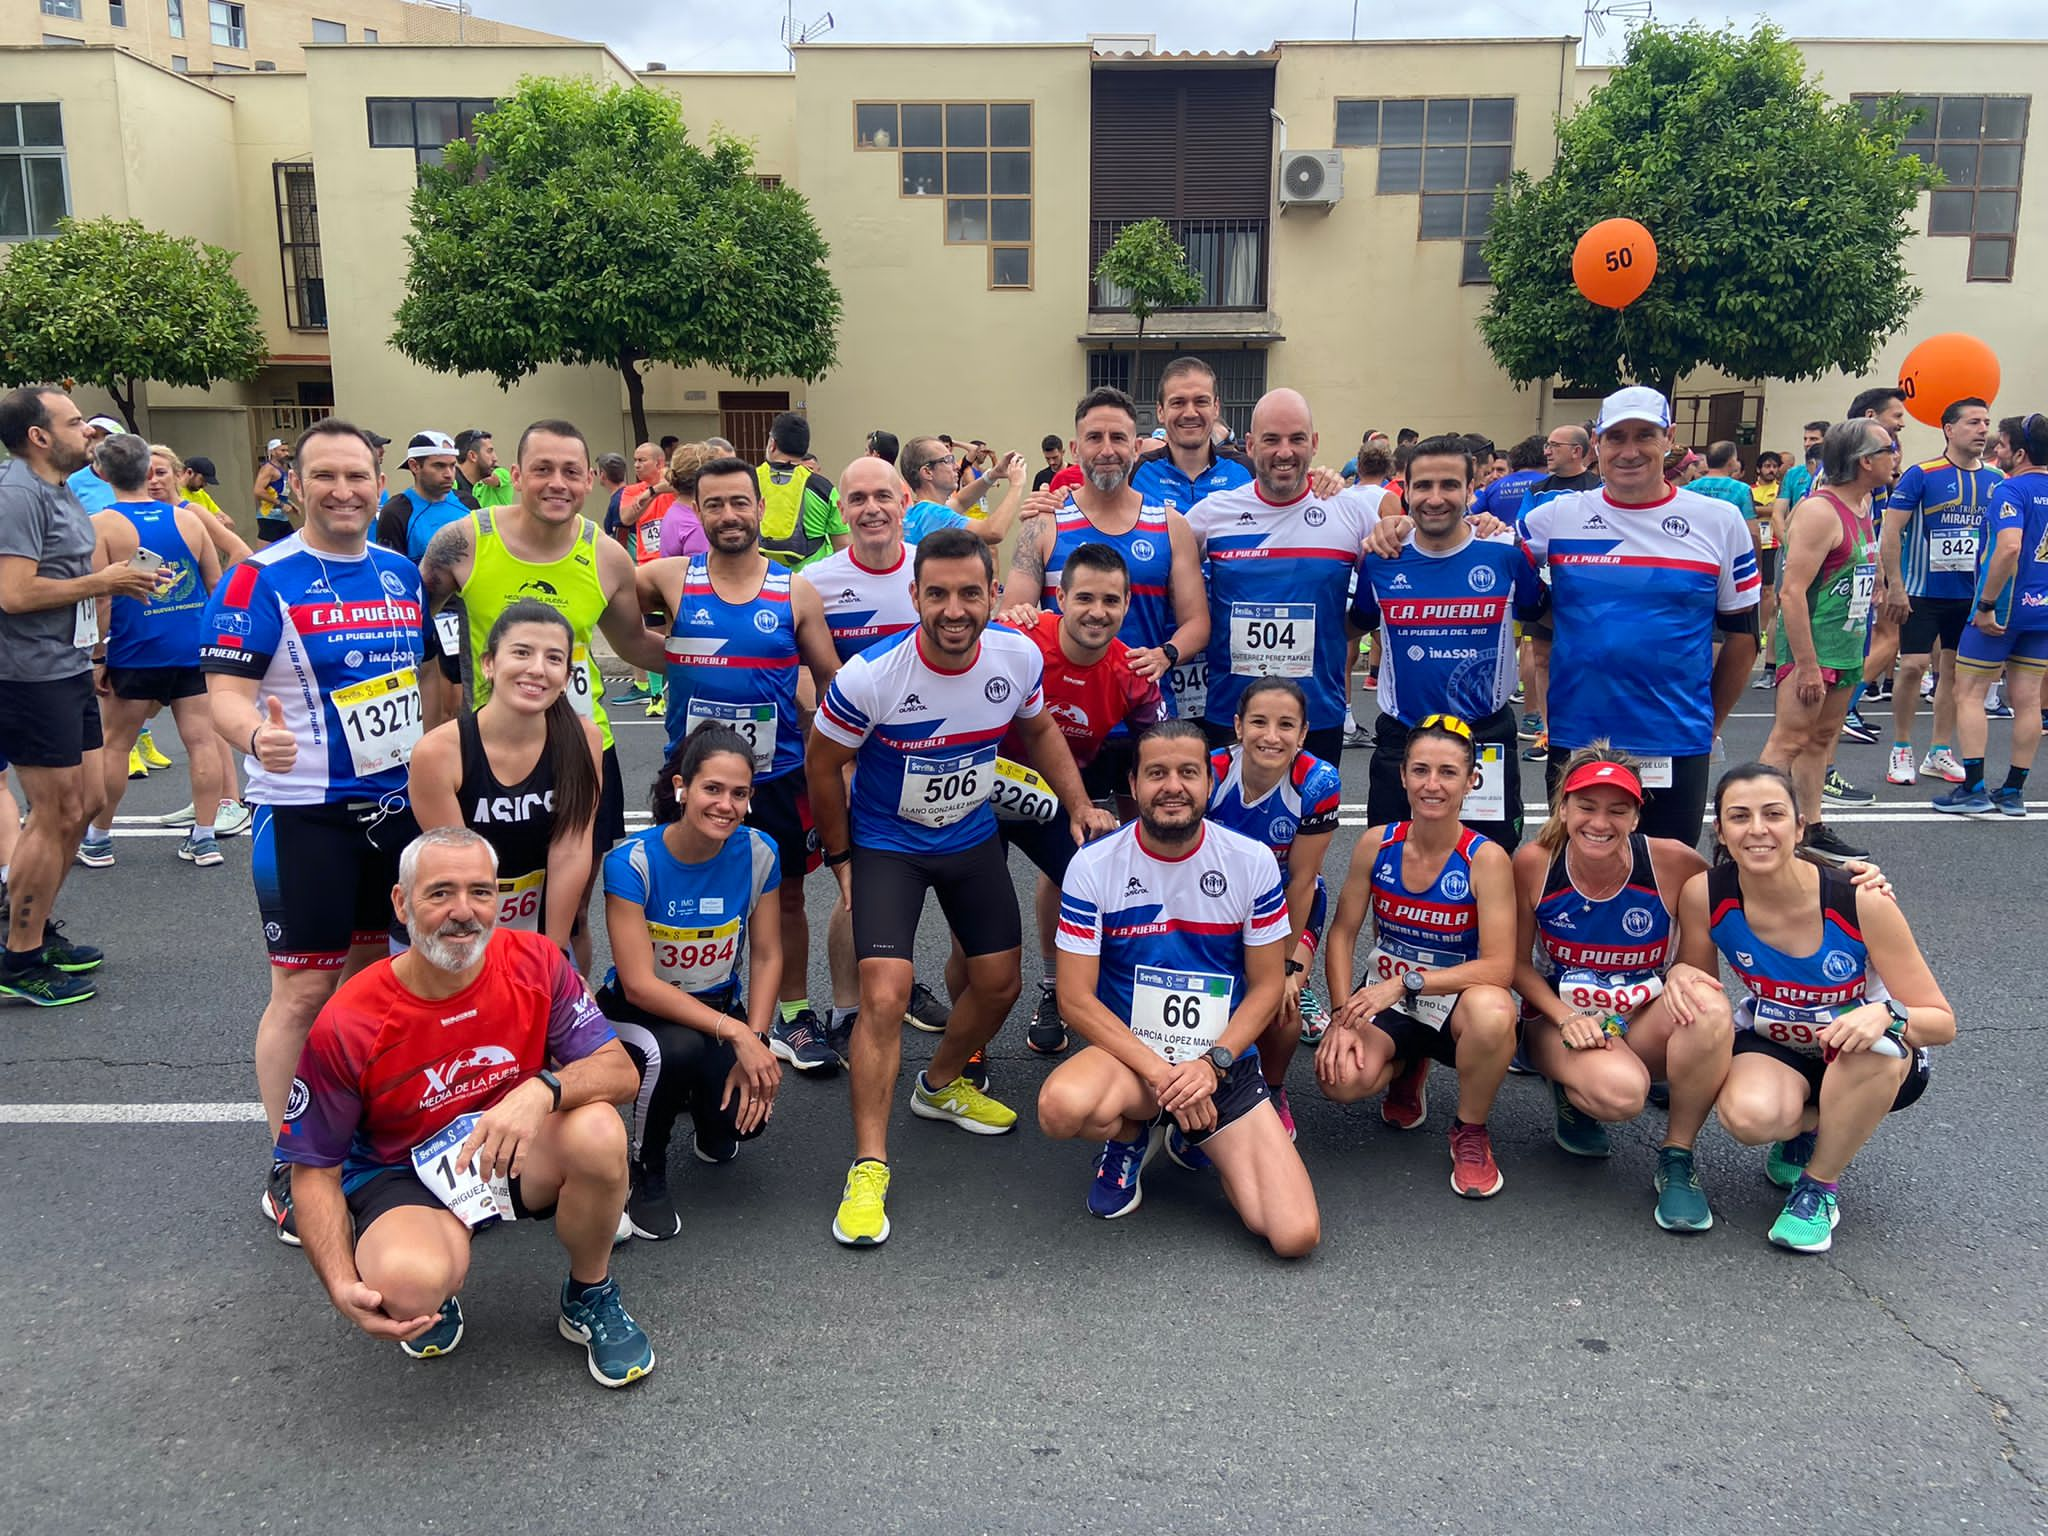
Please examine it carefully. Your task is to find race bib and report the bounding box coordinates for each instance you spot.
[496,868,545,933]
[897,747,996,829]
[568,645,596,720]
[1228,603,1315,679]
[332,668,422,776]
[1929,527,1976,574]
[1465,742,1508,822]
[1362,944,1455,1030]
[685,698,778,775]
[1128,966,1233,1064]
[1747,997,1848,1057]
[1636,756,1674,790]
[647,916,743,994]
[434,609,463,658]
[1846,561,1877,626]
[1556,968,1664,1019]
[990,756,1059,823]
[1166,657,1208,721]
[73,599,100,650]
[410,1112,514,1229]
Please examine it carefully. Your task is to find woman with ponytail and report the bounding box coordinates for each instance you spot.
[407,599,604,950]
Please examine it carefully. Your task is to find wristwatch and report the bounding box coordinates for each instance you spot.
[1160,641,1181,669]
[537,1069,563,1112]
[822,847,852,869]
[1203,1045,1234,1079]
[1402,970,1426,999]
[1976,599,1998,613]
[1881,998,1911,1046]
[1285,959,1306,977]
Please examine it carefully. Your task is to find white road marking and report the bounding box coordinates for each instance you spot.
[0,1102,264,1124]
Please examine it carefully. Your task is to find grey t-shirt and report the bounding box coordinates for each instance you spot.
[0,456,96,681]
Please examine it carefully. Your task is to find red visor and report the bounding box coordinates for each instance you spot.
[1560,760,1644,803]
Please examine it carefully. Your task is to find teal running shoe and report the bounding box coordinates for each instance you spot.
[1652,1146,1713,1232]
[400,1296,464,1359]
[1768,1176,1840,1253]
[1765,1130,1816,1189]
[1551,1081,1611,1158]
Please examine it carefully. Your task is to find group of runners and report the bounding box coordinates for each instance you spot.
[0,357,2014,1389]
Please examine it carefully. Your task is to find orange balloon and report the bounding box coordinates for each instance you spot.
[1897,333,2001,428]
[1573,219,1658,308]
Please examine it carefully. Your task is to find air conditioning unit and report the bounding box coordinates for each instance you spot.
[1279,150,1345,209]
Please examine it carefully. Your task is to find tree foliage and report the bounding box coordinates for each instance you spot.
[392,76,842,443]
[0,216,264,429]
[1478,24,1938,402]
[1093,219,1206,342]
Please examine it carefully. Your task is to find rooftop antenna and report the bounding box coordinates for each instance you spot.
[1581,0,1652,65]
[782,3,834,59]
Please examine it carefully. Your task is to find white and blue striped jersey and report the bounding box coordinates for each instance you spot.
[815,624,1046,855]
[807,543,920,661]
[1517,486,1760,758]
[1057,820,1289,1031]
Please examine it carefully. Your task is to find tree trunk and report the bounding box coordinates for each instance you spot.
[619,353,648,447]
[109,378,138,432]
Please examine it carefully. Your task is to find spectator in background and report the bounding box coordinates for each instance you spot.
[597,451,630,542]
[659,434,680,458]
[617,442,668,560]
[452,428,514,510]
[68,415,123,514]
[867,430,900,466]
[1473,434,1547,521]
[178,456,228,523]
[1396,427,1419,448]
[657,442,713,560]
[1033,434,1065,491]
[1352,441,1397,491]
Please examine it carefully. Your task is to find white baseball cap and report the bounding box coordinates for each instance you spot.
[406,429,457,460]
[266,437,286,452]
[85,415,124,435]
[1595,386,1673,434]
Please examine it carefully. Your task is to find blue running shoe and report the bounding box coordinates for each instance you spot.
[558,1274,655,1388]
[1087,1124,1160,1219]
[400,1295,465,1359]
[1165,1123,1213,1173]
[1990,786,2028,818]
[1931,784,1995,816]
[1765,1129,1816,1189]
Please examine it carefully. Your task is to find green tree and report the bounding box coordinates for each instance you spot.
[1093,219,1206,343]
[392,76,841,445]
[0,216,264,430]
[1478,24,1938,403]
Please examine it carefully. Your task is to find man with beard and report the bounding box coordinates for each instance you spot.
[809,527,1115,1247]
[0,387,169,1006]
[277,827,654,1387]
[1035,722,1316,1253]
[637,458,843,1075]
[1186,388,1392,766]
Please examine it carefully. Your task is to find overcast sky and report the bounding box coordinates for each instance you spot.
[481,0,2042,73]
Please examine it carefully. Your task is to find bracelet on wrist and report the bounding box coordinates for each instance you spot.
[248,726,261,757]
[822,847,852,869]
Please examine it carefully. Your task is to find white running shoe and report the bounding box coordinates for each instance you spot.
[1921,747,1965,784]
[1886,745,1916,785]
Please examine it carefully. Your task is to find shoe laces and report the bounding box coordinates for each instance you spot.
[1658,1146,1700,1190]
[1450,1122,1492,1168]
[1784,1180,1830,1223]
[1096,1134,1144,1188]
[846,1159,889,1202]
[576,1279,637,1344]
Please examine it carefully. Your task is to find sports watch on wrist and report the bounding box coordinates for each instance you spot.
[537,1069,563,1112]
[1401,970,1426,999]
[1881,998,1911,1045]
[1160,641,1181,669]
[1203,1045,1234,1078]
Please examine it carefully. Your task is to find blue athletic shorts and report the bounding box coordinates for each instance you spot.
[1956,624,2048,671]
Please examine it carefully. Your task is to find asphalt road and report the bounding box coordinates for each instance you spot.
[4,684,2045,1536]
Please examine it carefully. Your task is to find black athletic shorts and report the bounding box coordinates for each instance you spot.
[1081,734,1136,804]
[851,836,1020,961]
[1757,546,1780,587]
[0,670,102,768]
[747,768,820,880]
[1899,595,1972,657]
[345,1165,555,1235]
[250,799,418,968]
[1733,1032,1930,1113]
[1548,744,1711,846]
[105,664,206,704]
[1367,1005,1464,1069]
[1369,702,1523,852]
[998,811,1081,884]
[256,515,294,544]
[596,742,626,858]
[1178,1054,1274,1145]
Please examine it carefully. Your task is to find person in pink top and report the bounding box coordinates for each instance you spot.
[656,443,712,561]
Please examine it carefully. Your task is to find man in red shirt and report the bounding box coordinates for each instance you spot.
[277,826,655,1388]
[996,541,1165,1052]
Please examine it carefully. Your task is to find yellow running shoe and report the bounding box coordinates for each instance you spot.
[645,692,666,720]
[127,746,149,780]
[911,1071,1018,1135]
[831,1159,891,1246]
[137,729,173,769]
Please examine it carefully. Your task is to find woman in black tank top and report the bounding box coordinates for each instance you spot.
[408,601,602,950]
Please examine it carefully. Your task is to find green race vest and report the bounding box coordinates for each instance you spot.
[463,510,615,749]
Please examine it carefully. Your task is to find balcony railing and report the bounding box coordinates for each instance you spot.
[1089,216,1268,312]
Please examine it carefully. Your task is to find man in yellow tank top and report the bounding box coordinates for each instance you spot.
[420,418,668,969]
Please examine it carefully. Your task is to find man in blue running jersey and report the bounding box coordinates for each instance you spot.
[1880,397,2001,786]
[201,418,429,1247]
[1471,436,1547,523]
[1353,435,1547,849]
[1938,412,2048,815]
[1520,387,1761,842]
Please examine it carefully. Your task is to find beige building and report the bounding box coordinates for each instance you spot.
[2,0,570,75]
[0,32,2041,532]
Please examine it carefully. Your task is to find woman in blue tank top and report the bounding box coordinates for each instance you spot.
[1319,715,1520,1200]
[1512,747,1718,1229]
[1668,762,1955,1254]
